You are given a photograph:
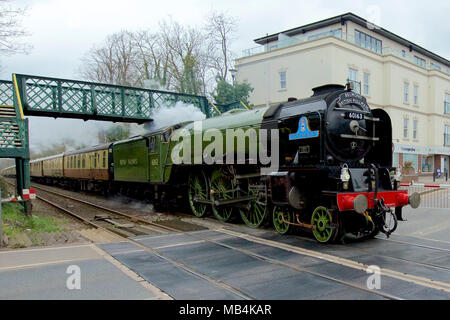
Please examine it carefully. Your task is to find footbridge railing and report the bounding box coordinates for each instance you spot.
[12,74,213,123]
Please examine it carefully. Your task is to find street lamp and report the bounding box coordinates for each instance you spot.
[229,68,237,84]
[229,69,237,104]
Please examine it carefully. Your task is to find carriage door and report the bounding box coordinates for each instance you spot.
[149,135,161,182]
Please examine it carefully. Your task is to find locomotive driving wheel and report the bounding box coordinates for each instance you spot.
[239,178,268,228]
[188,171,210,218]
[311,206,336,243]
[272,206,292,235]
[210,168,235,222]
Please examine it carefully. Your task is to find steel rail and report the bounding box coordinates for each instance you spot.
[32,184,180,234]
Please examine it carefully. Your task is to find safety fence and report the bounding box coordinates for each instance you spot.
[399,183,450,209]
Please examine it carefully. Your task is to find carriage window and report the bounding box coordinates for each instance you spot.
[102,151,106,168]
[77,156,80,168]
[82,155,85,168]
[94,153,97,168]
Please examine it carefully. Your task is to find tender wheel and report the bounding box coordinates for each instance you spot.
[187,171,210,217]
[272,206,292,235]
[311,206,335,243]
[210,168,235,222]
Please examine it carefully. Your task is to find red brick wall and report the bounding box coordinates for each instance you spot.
[434,155,441,171]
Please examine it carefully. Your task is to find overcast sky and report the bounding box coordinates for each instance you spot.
[0,0,448,152]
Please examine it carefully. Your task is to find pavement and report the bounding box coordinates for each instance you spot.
[396,205,450,242]
[416,175,450,185]
[0,243,166,300]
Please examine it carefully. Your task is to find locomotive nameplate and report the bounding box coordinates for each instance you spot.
[337,92,369,109]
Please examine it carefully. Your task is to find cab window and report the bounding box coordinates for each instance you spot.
[149,136,156,152]
[161,128,172,143]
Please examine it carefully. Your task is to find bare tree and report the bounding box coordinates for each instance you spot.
[205,10,237,81]
[132,30,171,89]
[159,19,208,95]
[79,30,140,86]
[0,0,31,63]
[78,12,238,95]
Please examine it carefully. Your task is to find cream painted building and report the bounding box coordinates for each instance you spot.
[235,13,450,175]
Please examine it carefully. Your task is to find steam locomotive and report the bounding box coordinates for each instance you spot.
[2,82,420,243]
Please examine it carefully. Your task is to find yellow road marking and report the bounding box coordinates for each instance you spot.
[0,258,93,272]
[0,243,92,254]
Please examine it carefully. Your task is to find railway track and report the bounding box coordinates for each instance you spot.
[32,184,180,236]
[6,180,450,299]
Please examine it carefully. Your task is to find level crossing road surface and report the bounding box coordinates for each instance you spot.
[1,204,449,300]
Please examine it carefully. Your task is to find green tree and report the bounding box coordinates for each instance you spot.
[213,78,253,105]
[101,124,130,143]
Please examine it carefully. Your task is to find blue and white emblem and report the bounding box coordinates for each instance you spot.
[288,117,319,140]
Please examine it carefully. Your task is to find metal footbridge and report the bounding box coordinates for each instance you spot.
[0,73,245,213]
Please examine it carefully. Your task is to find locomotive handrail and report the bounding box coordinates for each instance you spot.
[333,107,371,114]
[340,134,379,141]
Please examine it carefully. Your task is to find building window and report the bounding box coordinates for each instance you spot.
[354,29,382,54]
[413,85,419,105]
[348,68,360,93]
[431,62,441,71]
[445,125,450,146]
[404,82,409,103]
[413,56,426,68]
[403,118,409,138]
[307,28,342,40]
[363,72,370,95]
[279,71,286,89]
[413,120,418,140]
[445,93,450,114]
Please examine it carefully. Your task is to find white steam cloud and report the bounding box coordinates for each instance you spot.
[145,101,206,131]
[29,101,206,154]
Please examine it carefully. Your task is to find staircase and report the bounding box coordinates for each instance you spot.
[0,104,22,148]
